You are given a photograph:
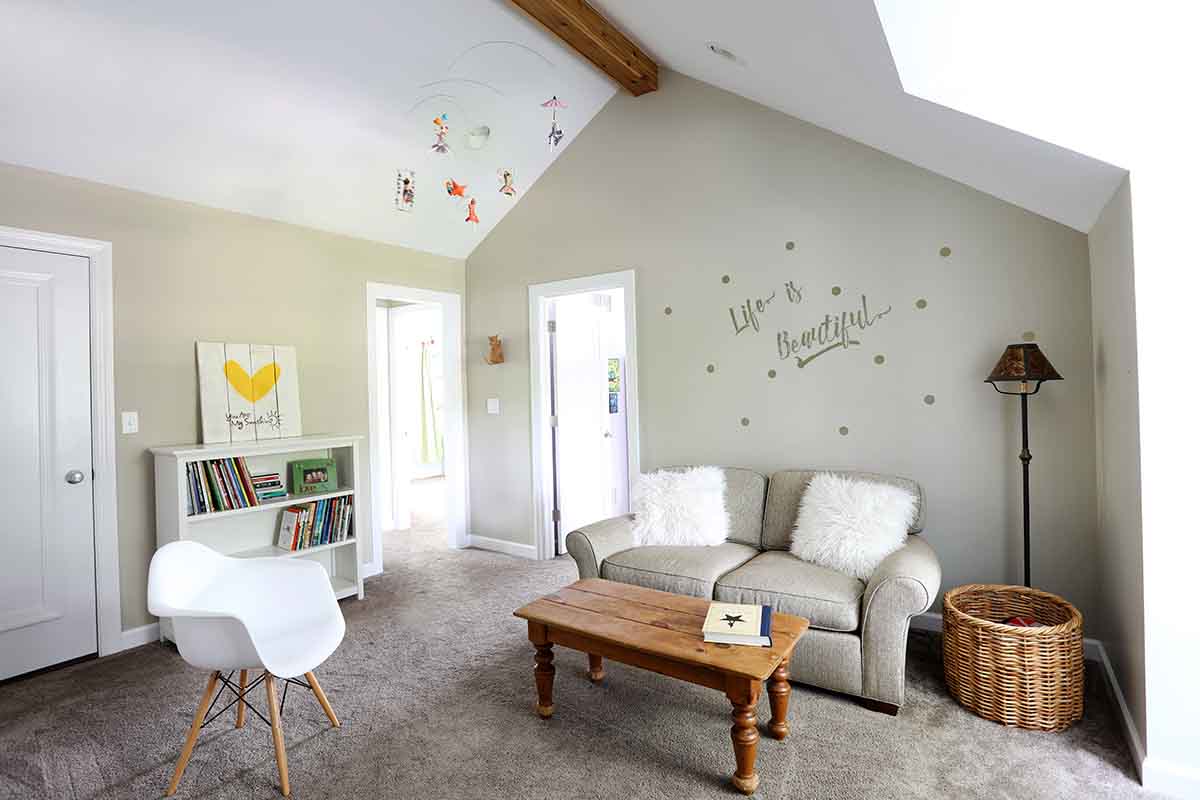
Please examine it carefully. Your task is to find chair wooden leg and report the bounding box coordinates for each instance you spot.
[166,671,220,797]
[264,673,290,797]
[235,670,248,729]
[305,671,340,728]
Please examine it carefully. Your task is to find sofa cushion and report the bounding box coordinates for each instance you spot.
[714,551,865,632]
[762,470,925,551]
[657,466,767,547]
[601,542,759,599]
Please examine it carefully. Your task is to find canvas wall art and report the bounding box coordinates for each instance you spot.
[197,342,303,444]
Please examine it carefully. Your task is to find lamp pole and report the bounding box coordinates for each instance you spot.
[1019,391,1032,588]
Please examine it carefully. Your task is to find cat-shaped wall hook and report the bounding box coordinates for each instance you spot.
[486,335,505,365]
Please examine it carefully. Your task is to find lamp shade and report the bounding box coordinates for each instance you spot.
[985,343,1063,384]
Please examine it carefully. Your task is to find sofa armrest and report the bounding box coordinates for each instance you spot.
[565,515,636,579]
[860,535,941,706]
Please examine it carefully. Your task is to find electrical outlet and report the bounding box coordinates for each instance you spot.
[121,411,139,434]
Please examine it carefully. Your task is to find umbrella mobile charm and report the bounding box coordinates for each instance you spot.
[542,96,567,148]
[430,114,451,155]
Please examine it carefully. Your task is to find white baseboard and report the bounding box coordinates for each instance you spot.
[466,534,537,560]
[117,622,160,652]
[911,611,1150,789]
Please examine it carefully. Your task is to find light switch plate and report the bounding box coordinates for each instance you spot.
[121,411,139,434]
[486,398,501,415]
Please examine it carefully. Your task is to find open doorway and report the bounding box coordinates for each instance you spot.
[530,270,640,559]
[375,302,447,552]
[365,284,467,576]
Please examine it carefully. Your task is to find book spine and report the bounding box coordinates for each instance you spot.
[290,508,302,550]
[344,501,353,540]
[199,462,215,512]
[185,463,195,515]
[235,457,258,506]
[205,461,227,511]
[760,606,773,639]
[220,459,241,508]
[226,459,248,508]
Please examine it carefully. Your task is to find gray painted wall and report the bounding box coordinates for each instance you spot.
[1087,175,1145,753]
[0,161,464,629]
[466,71,1099,618]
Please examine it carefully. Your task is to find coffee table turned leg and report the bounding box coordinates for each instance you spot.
[768,660,791,739]
[587,654,604,683]
[726,680,761,795]
[534,644,555,718]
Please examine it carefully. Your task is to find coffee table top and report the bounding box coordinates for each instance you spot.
[514,578,808,681]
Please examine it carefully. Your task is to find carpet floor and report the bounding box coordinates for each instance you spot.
[0,543,1161,800]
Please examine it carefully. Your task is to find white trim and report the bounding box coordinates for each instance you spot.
[119,622,161,651]
[912,611,1148,784]
[1143,757,1200,798]
[364,282,469,577]
[466,534,538,560]
[528,269,640,561]
[0,226,123,658]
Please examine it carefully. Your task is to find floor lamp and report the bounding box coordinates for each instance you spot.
[985,343,1062,588]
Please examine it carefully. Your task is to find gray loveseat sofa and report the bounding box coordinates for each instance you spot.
[565,467,941,713]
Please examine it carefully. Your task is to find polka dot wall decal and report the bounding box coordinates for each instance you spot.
[664,306,673,315]
[768,369,777,379]
[915,298,928,309]
[874,354,886,365]
[838,426,849,436]
[831,286,842,296]
[940,246,952,257]
[1023,330,1037,342]
[706,364,715,374]
[785,241,796,251]
[924,394,936,405]
[721,275,731,284]
[741,417,751,427]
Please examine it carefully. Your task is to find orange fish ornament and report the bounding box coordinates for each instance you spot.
[445,179,468,198]
[465,197,480,225]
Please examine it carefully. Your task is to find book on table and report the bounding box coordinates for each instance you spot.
[702,602,773,647]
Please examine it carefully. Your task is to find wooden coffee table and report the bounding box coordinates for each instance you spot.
[514,578,808,794]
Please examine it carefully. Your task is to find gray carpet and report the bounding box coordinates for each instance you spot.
[0,542,1161,800]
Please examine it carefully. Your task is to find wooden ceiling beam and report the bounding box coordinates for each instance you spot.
[509,0,658,96]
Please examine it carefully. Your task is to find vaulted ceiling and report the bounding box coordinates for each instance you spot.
[0,0,617,259]
[589,0,1125,232]
[0,1,1125,262]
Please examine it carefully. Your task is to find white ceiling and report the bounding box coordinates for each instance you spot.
[0,0,617,259]
[590,0,1125,232]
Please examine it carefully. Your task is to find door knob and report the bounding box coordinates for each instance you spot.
[65,470,86,485]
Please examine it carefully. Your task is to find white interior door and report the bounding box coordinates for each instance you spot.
[553,293,613,547]
[0,245,97,680]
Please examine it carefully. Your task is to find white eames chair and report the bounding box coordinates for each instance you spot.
[148,541,346,797]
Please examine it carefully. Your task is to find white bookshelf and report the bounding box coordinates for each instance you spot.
[151,434,365,641]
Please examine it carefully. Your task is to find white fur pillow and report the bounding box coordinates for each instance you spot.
[631,467,730,547]
[790,473,918,580]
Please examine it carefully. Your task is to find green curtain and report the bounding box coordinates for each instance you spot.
[417,341,443,464]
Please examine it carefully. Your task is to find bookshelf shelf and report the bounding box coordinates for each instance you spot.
[152,433,365,642]
[186,488,355,524]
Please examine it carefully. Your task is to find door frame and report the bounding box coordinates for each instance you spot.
[0,226,122,657]
[364,283,469,575]
[528,269,640,561]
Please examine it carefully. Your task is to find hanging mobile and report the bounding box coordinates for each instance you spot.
[395,169,416,212]
[541,96,567,148]
[431,114,451,154]
[498,168,516,197]
[445,179,468,198]
[465,197,480,225]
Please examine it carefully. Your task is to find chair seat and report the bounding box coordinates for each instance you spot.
[601,542,758,598]
[715,551,865,632]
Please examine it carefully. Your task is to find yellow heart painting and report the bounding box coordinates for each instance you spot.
[224,360,281,404]
[197,342,302,443]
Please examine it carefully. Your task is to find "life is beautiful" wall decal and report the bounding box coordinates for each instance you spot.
[727,282,892,370]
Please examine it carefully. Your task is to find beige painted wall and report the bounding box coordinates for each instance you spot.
[466,71,1100,618]
[0,161,464,630]
[1087,175,1146,753]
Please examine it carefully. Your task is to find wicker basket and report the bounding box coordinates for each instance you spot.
[942,584,1084,732]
